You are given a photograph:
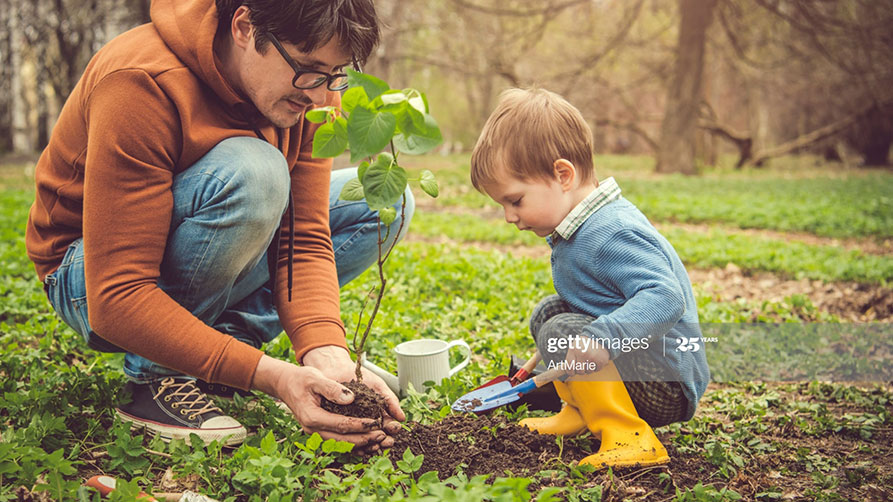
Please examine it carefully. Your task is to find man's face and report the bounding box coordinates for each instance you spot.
[240,34,351,128]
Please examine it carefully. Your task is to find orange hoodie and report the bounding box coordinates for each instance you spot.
[25,0,347,390]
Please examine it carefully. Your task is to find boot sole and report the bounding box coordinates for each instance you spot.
[115,409,247,446]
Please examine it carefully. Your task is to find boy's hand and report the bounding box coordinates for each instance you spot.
[564,337,611,376]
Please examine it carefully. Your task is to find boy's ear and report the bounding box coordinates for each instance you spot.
[553,159,576,191]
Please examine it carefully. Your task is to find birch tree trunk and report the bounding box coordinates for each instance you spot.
[655,0,718,174]
[10,0,33,153]
[0,4,12,152]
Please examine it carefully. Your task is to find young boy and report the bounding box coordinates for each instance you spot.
[470,88,710,468]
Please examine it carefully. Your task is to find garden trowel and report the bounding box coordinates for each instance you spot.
[452,365,567,414]
[472,351,541,391]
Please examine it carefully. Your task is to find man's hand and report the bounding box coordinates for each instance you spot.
[302,346,405,452]
[251,354,399,453]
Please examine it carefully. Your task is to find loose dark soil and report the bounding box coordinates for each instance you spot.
[390,414,593,478]
[324,382,597,478]
[320,380,387,422]
[57,382,888,501]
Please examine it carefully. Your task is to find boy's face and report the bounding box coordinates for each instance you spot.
[481,167,571,237]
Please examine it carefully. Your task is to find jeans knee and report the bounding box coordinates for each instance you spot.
[212,137,290,226]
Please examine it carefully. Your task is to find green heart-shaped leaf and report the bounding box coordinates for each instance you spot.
[394,130,442,155]
[362,153,407,210]
[305,107,334,123]
[341,87,369,114]
[338,177,365,201]
[347,106,397,162]
[346,68,389,101]
[312,117,348,158]
[420,169,439,198]
[357,160,370,182]
[378,206,397,226]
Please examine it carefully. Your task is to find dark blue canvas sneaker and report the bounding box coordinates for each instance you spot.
[115,377,247,446]
[195,380,251,400]
[197,379,291,415]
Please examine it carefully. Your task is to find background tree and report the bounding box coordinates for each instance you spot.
[3,0,891,168]
[703,0,893,168]
[0,6,13,153]
[656,0,718,174]
[3,0,150,153]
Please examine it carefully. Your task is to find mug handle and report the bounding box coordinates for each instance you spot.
[446,340,472,377]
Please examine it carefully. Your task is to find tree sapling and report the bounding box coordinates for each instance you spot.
[308,69,441,383]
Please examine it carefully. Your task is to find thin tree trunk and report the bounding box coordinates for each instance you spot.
[10,0,32,153]
[36,59,50,150]
[655,0,718,174]
[0,4,13,152]
[858,106,892,167]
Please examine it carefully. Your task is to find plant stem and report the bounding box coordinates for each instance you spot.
[350,149,409,382]
[353,219,388,382]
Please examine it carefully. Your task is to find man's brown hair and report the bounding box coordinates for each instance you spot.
[216,0,380,65]
[471,88,594,191]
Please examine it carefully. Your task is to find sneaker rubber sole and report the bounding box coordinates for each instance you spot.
[115,408,247,446]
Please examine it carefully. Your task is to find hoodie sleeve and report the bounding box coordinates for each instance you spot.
[83,69,264,389]
[274,91,349,363]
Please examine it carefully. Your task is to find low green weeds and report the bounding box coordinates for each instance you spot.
[2,152,891,500]
[623,174,893,240]
[408,154,893,240]
[410,211,893,285]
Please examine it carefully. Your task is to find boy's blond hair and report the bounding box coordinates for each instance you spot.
[470,88,594,191]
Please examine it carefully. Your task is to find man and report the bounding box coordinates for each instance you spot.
[25,0,407,451]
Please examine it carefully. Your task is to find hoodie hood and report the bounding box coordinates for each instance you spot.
[151,0,246,109]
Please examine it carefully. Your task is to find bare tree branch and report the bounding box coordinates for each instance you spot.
[447,0,589,18]
[550,0,645,83]
[749,101,893,166]
[698,121,753,168]
[596,118,658,152]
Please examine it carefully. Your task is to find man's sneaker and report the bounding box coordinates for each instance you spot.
[115,377,247,446]
[195,380,250,400]
[197,379,292,415]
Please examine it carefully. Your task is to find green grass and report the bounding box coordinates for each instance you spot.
[410,211,893,285]
[2,152,892,500]
[2,234,890,500]
[411,211,544,246]
[623,175,893,240]
[408,154,893,240]
[663,227,892,285]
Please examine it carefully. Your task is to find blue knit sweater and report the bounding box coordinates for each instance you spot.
[549,196,710,420]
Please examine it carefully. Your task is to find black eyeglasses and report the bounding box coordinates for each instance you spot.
[267,33,354,91]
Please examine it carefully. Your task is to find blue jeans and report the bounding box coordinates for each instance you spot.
[43,137,414,383]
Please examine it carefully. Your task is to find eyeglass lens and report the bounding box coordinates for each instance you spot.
[293,72,348,91]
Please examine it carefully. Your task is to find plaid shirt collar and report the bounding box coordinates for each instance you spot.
[553,177,622,240]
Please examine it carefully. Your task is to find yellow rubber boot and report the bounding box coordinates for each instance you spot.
[570,362,669,469]
[518,381,587,436]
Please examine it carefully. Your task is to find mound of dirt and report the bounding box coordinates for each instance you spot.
[320,380,387,422]
[390,414,592,478]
